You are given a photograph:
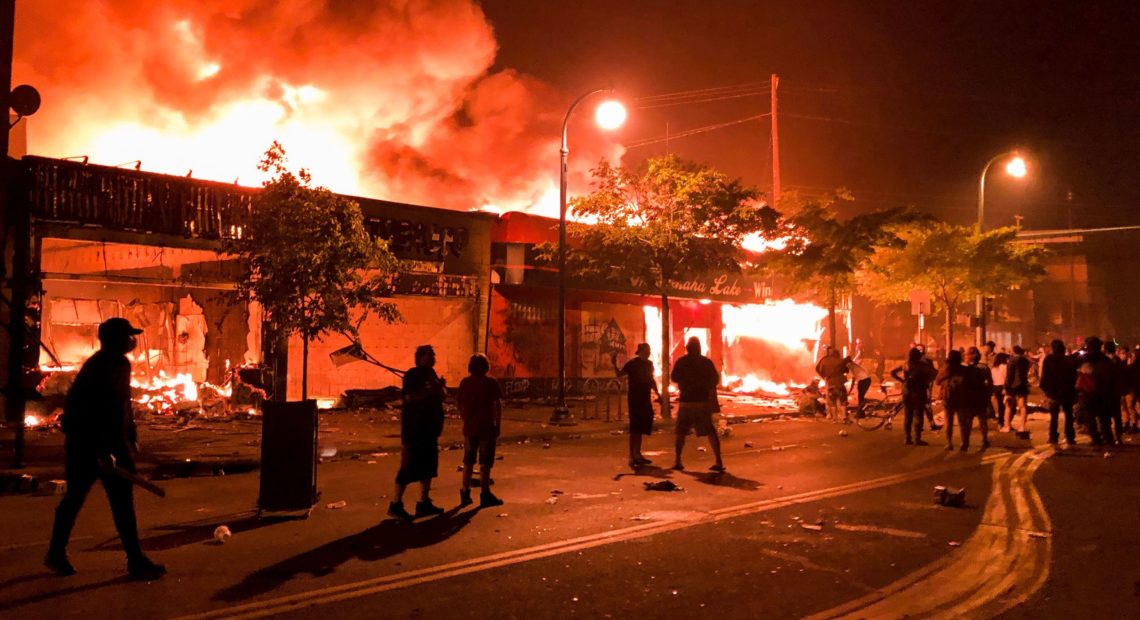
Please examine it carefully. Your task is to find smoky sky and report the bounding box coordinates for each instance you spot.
[481,0,1140,229]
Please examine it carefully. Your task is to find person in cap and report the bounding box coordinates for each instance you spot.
[613,342,660,469]
[46,318,166,580]
[388,345,447,520]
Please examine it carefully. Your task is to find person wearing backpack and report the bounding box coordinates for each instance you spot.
[1005,346,1032,437]
[890,347,936,445]
[1040,339,1077,446]
[962,346,994,451]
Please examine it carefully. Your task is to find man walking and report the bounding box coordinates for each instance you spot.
[1040,339,1077,446]
[670,337,724,472]
[456,354,504,508]
[613,343,660,469]
[845,355,873,408]
[389,345,447,520]
[46,318,166,580]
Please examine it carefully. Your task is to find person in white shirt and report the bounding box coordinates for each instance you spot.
[845,356,872,407]
[990,352,1009,430]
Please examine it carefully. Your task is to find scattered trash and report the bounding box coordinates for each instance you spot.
[326,500,347,509]
[800,523,824,532]
[743,441,754,448]
[366,460,377,465]
[550,489,564,495]
[630,515,653,521]
[933,485,967,507]
[213,525,232,544]
[643,480,683,492]
[545,496,559,505]
[1028,531,1050,539]
[495,455,505,461]
[610,430,625,435]
[319,447,338,458]
[543,443,552,449]
[948,541,962,547]
[697,446,707,452]
[47,479,67,495]
[839,430,849,437]
[497,513,509,518]
[456,464,465,472]
[1104,452,1114,459]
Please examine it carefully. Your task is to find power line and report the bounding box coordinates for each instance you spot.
[624,113,770,149]
[634,80,770,103]
[636,89,770,110]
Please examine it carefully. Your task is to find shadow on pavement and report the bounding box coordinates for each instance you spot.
[612,465,673,480]
[87,510,283,553]
[681,470,762,491]
[0,574,131,612]
[213,506,477,603]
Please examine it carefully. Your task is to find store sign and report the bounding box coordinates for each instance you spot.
[364,217,469,260]
[629,273,769,303]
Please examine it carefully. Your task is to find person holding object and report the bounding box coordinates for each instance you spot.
[388,345,447,520]
[46,318,166,580]
[670,337,724,472]
[890,347,936,445]
[613,343,660,469]
[456,354,504,508]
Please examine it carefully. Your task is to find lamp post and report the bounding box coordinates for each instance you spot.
[975,151,1027,346]
[551,89,627,425]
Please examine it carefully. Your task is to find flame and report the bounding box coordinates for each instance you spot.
[131,371,200,412]
[15,2,622,213]
[722,300,828,352]
[24,414,42,428]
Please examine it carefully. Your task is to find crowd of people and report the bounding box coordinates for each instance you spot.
[815,336,1140,452]
[43,315,1139,581]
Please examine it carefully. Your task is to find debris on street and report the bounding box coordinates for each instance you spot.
[933,485,967,507]
[326,500,348,509]
[644,480,683,492]
[213,525,232,544]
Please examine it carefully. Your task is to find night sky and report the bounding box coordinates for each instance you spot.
[481,0,1140,229]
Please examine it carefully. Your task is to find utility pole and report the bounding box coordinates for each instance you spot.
[769,73,780,206]
[0,0,23,467]
[1066,191,1076,343]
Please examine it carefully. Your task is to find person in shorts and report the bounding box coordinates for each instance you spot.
[388,345,447,521]
[815,347,849,423]
[457,354,504,508]
[613,343,660,469]
[670,337,724,472]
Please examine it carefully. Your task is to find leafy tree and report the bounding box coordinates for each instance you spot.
[859,221,1048,351]
[224,143,401,400]
[540,155,777,418]
[761,192,921,349]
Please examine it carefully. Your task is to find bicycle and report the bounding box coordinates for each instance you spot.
[855,387,946,431]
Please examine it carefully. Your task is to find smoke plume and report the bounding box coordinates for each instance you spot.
[14,0,622,215]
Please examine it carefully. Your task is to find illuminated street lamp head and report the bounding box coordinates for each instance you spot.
[595,100,627,130]
[1005,155,1028,178]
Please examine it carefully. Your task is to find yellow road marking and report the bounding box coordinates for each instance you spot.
[176,454,1004,620]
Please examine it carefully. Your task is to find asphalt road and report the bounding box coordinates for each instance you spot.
[1,415,1136,619]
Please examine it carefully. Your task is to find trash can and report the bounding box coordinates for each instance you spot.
[258,399,318,514]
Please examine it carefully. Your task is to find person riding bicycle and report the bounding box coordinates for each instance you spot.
[816,347,849,423]
[891,347,937,445]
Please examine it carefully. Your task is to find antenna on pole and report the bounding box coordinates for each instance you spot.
[770,73,781,206]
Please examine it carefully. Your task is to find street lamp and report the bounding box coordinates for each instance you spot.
[551,89,627,425]
[975,151,1028,346]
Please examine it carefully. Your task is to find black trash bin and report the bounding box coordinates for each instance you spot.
[258,400,318,515]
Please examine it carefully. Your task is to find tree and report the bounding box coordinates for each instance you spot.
[224,143,401,400]
[859,221,1048,351]
[540,155,778,418]
[761,192,921,349]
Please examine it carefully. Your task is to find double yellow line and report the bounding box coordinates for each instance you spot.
[808,445,1055,619]
[176,454,1006,620]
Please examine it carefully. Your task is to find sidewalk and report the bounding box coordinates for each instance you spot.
[0,395,796,493]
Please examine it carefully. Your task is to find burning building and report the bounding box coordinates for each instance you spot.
[487,212,836,399]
